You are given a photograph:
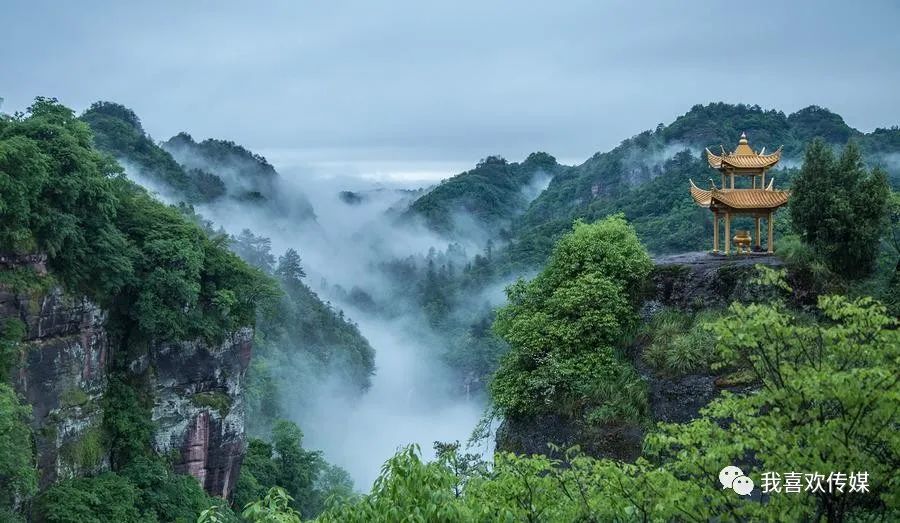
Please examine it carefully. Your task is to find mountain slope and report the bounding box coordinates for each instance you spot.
[402,152,565,238]
[506,103,900,264]
[80,102,226,202]
[162,133,278,201]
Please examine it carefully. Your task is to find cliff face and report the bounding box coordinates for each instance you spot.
[495,253,787,459]
[1,253,251,498]
[2,255,108,487]
[144,329,253,497]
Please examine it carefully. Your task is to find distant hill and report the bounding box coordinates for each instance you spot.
[162,133,277,198]
[401,152,566,238]
[81,102,316,220]
[160,132,315,220]
[502,103,900,264]
[81,101,226,202]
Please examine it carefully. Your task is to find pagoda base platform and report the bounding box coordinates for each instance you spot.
[652,251,783,269]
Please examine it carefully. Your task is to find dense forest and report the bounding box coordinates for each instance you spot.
[2,96,898,521]
[402,152,565,239]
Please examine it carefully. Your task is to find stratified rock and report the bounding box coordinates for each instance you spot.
[648,251,784,311]
[1,256,108,486]
[495,415,642,461]
[148,328,252,498]
[2,253,252,498]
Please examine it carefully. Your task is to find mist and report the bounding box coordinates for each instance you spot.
[163,160,504,488]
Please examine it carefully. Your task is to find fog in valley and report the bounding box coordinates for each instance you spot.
[130,157,508,488]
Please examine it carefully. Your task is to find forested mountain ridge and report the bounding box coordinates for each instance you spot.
[161,133,315,219]
[81,102,316,219]
[0,98,279,520]
[402,151,565,238]
[79,100,368,397]
[501,103,900,264]
[80,101,228,203]
[0,98,370,520]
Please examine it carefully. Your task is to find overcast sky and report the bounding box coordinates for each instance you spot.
[2,1,899,180]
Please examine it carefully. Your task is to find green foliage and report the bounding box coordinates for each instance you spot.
[115,192,279,342]
[0,98,134,299]
[317,445,468,522]
[34,473,150,523]
[121,457,227,523]
[0,318,25,378]
[274,249,305,283]
[790,139,891,278]
[235,228,375,409]
[102,376,154,470]
[58,388,90,409]
[491,216,652,420]
[189,391,232,418]
[1,98,276,343]
[0,383,36,512]
[59,426,104,472]
[641,309,720,376]
[315,292,899,521]
[160,132,315,217]
[504,102,899,266]
[197,500,237,523]
[80,102,223,203]
[241,487,302,523]
[404,153,564,236]
[0,267,54,295]
[35,459,232,523]
[235,420,353,520]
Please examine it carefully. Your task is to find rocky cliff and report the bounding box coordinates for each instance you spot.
[144,329,253,497]
[1,253,252,498]
[2,254,108,488]
[495,253,787,459]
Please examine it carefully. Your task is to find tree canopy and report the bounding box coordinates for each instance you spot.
[491,215,652,420]
[790,139,890,278]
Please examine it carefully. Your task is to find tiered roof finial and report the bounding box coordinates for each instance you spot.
[705,133,782,170]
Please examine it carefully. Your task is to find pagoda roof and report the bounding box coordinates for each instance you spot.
[706,132,782,170]
[689,179,790,210]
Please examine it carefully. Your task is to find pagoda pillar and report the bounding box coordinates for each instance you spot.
[730,172,735,189]
[761,170,766,188]
[724,212,731,255]
[767,212,774,254]
[755,217,761,249]
[713,213,719,253]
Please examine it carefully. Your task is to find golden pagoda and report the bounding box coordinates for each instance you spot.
[689,132,789,254]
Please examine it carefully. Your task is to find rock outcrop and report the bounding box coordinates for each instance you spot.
[647,251,784,311]
[1,253,252,498]
[145,329,253,497]
[2,254,108,487]
[495,252,784,460]
[495,415,643,460]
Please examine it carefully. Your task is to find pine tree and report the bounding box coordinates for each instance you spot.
[275,249,306,285]
[790,139,889,278]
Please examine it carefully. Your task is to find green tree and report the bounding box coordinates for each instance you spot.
[316,285,899,521]
[0,383,36,517]
[490,215,652,420]
[232,229,276,273]
[33,473,149,523]
[274,249,306,284]
[790,139,890,278]
[234,421,349,519]
[241,487,302,523]
[272,420,324,516]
